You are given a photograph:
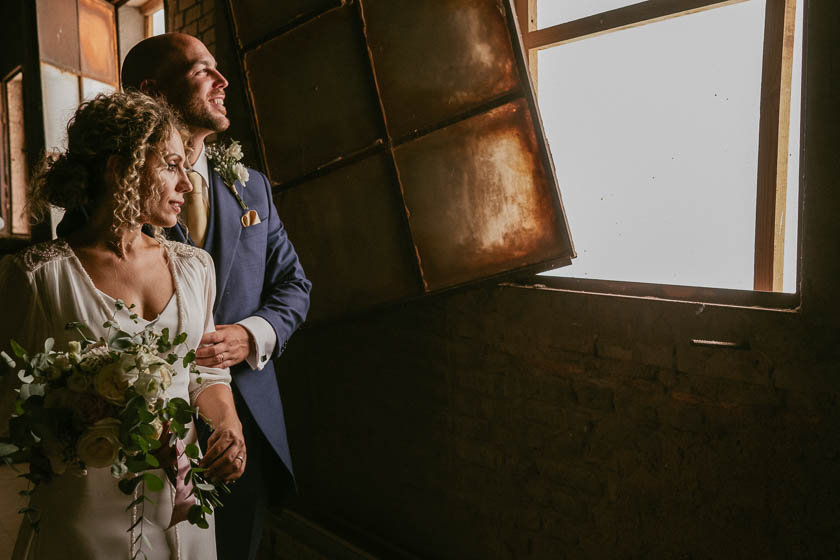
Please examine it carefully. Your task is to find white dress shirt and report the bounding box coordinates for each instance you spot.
[194,144,277,371]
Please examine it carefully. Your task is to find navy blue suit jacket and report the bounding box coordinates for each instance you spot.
[167,166,311,483]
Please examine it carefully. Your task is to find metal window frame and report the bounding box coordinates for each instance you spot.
[514,0,801,301]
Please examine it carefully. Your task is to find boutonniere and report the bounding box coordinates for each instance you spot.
[206,140,261,227]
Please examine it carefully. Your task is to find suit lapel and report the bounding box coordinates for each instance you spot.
[208,169,242,309]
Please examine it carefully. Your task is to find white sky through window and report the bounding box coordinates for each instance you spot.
[535,0,801,291]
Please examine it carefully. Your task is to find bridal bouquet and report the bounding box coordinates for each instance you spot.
[0,301,227,534]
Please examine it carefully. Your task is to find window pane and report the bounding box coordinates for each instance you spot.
[79,0,118,84]
[537,0,644,28]
[6,72,29,235]
[152,9,165,36]
[538,1,766,290]
[41,63,80,152]
[82,77,115,101]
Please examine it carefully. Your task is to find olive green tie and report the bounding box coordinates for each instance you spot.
[184,170,209,247]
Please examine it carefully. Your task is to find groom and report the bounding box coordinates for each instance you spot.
[121,33,311,559]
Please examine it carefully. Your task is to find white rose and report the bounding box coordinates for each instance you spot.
[226,141,243,160]
[66,370,91,392]
[134,369,165,404]
[77,418,121,468]
[233,162,249,185]
[93,359,137,405]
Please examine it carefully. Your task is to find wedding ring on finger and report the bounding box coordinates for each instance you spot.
[217,352,225,364]
[235,455,244,465]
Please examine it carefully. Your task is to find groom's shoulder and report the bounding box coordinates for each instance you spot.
[15,239,73,273]
[162,239,213,269]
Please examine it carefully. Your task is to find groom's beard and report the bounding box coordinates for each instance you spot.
[181,96,230,134]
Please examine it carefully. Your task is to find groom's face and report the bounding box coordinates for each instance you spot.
[160,37,230,135]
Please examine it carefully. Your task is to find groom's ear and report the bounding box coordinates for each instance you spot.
[138,79,160,97]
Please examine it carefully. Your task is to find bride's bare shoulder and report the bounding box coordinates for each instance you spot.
[15,239,73,273]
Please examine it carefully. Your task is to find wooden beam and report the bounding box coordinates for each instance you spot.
[513,0,538,89]
[523,0,746,50]
[753,0,797,291]
[140,0,163,16]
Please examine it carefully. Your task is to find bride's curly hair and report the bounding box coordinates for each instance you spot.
[29,90,188,236]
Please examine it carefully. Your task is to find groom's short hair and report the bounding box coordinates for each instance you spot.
[121,33,190,90]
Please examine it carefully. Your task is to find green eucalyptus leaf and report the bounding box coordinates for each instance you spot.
[144,453,160,468]
[173,332,187,346]
[187,504,203,524]
[110,337,134,351]
[136,423,155,436]
[142,472,164,492]
[169,420,184,437]
[126,494,147,510]
[184,443,199,460]
[173,407,192,425]
[0,442,19,456]
[126,457,148,473]
[9,340,28,359]
[118,476,143,495]
[182,350,195,368]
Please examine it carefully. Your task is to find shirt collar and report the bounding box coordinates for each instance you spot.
[192,143,210,184]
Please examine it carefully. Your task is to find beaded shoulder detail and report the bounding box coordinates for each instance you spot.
[163,239,212,268]
[16,239,73,272]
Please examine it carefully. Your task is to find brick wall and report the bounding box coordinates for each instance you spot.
[279,284,839,559]
[168,0,216,54]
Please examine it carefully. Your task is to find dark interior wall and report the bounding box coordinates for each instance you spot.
[170,1,840,558]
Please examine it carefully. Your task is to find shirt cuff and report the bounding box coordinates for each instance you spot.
[237,316,277,371]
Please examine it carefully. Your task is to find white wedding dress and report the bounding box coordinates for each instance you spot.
[0,238,231,560]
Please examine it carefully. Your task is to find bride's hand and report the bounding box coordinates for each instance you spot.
[199,419,246,483]
[195,324,252,369]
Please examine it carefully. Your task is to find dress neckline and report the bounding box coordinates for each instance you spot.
[96,287,176,324]
[58,238,182,329]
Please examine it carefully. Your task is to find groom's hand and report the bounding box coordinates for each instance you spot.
[196,324,253,369]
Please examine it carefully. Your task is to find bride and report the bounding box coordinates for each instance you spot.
[0,91,245,559]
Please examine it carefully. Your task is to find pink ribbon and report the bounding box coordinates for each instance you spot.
[168,438,195,528]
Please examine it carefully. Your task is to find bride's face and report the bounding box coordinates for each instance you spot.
[142,129,192,228]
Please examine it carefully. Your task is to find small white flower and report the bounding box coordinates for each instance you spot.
[111,460,129,479]
[233,162,249,185]
[226,141,243,160]
[67,341,83,363]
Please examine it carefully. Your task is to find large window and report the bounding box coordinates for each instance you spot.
[516,0,802,294]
